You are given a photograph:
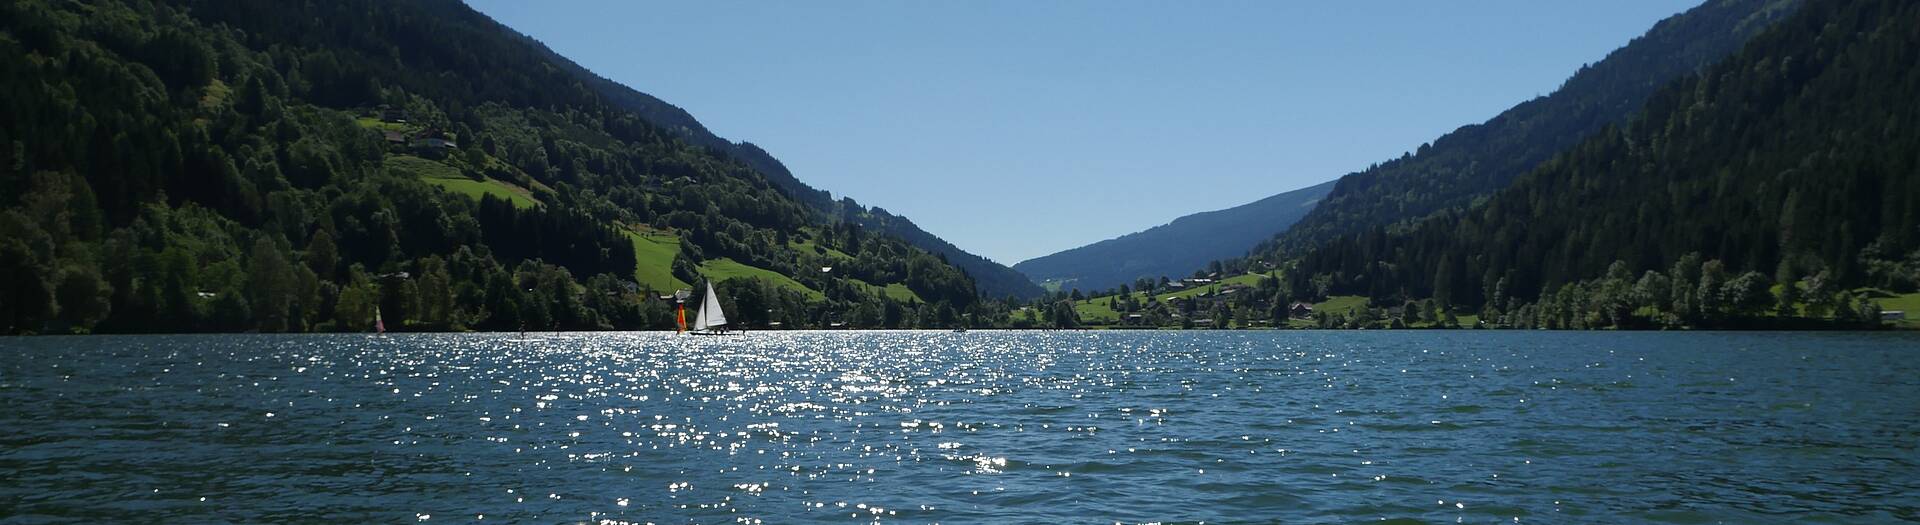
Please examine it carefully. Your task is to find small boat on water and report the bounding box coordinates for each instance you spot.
[688,280,736,336]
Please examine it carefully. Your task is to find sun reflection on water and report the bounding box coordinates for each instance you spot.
[2,331,1917,522]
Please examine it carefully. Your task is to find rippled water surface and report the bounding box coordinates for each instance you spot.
[3,331,1919,523]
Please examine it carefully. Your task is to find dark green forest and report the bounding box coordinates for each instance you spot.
[1254,0,1801,260]
[1271,0,1917,329]
[1027,0,1913,332]
[1014,0,1811,316]
[0,0,999,334]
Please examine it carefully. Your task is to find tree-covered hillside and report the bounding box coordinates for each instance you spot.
[1015,179,1334,293]
[1253,0,1800,261]
[0,0,986,334]
[1281,0,1917,328]
[540,43,1044,300]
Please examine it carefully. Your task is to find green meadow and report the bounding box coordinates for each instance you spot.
[699,258,827,301]
[386,155,540,209]
[850,278,924,303]
[624,230,689,292]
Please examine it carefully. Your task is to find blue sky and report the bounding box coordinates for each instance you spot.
[467,1,1697,265]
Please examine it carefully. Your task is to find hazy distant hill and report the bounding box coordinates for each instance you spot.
[1014,180,1334,292]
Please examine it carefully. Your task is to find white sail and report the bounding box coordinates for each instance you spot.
[692,281,727,330]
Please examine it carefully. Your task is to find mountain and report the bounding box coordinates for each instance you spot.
[0,0,988,333]
[1282,0,1917,328]
[528,40,1044,299]
[1011,0,1797,296]
[1014,180,1335,292]
[1251,0,1802,261]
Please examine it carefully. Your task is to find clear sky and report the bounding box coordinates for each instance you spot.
[466,0,1697,265]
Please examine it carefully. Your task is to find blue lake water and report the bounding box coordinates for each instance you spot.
[2,331,1917,523]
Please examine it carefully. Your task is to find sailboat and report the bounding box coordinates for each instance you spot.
[688,280,734,336]
[373,306,386,337]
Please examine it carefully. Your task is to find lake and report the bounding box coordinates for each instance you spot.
[2,331,1917,523]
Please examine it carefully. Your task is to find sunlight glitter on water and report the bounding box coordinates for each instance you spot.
[2,331,1919,522]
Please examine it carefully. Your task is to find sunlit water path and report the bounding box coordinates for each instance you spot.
[3,331,1917,523]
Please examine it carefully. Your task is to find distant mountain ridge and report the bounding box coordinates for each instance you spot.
[1253,0,1802,261]
[521,37,1045,299]
[1013,0,1796,294]
[1014,180,1335,292]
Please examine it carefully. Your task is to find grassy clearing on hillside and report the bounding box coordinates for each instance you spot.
[1870,291,1920,328]
[1157,274,1271,300]
[1311,295,1370,316]
[1071,274,1277,320]
[197,79,230,111]
[387,155,540,209]
[790,239,852,260]
[1281,295,1370,327]
[1073,297,1123,322]
[1070,289,1162,321]
[700,258,826,301]
[422,177,540,209]
[1075,274,1276,308]
[883,283,922,303]
[849,278,925,303]
[354,116,413,132]
[386,154,461,178]
[624,231,689,292]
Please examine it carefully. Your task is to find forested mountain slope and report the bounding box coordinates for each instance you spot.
[0,0,985,334]
[1283,0,1918,328]
[1252,0,1800,260]
[1015,180,1334,292]
[536,43,1043,299]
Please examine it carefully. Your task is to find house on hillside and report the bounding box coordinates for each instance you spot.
[378,105,409,123]
[1289,302,1314,319]
[412,127,457,150]
[403,128,458,159]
